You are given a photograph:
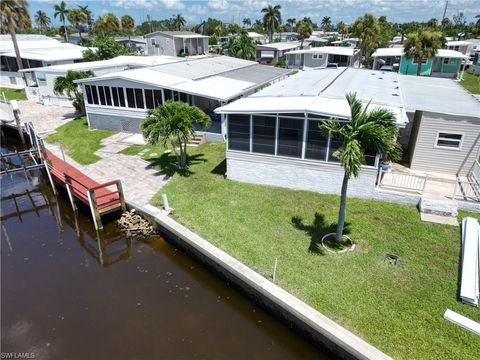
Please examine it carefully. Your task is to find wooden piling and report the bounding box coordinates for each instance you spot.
[117,181,126,211]
[65,176,77,212]
[87,189,103,231]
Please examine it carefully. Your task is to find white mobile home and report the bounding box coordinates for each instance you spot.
[146,31,209,57]
[20,55,184,107]
[285,47,361,69]
[76,56,291,140]
[256,42,303,65]
[215,68,480,200]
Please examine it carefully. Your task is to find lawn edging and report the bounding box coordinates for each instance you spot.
[128,200,393,360]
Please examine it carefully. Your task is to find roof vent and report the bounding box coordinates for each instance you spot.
[378,77,383,80]
[392,93,399,96]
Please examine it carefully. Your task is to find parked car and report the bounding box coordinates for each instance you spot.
[379,65,394,72]
[326,63,338,69]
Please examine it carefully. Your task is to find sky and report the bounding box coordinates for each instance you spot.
[30,0,480,27]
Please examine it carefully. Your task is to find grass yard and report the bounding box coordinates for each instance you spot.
[138,142,479,360]
[46,117,115,164]
[0,86,27,101]
[460,72,480,94]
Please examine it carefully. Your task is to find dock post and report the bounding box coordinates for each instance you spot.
[43,160,57,195]
[11,101,25,144]
[65,176,77,212]
[116,181,127,211]
[87,189,103,231]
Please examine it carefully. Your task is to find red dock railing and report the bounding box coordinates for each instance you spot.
[44,149,126,230]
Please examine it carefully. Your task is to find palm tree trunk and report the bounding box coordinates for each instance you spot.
[79,27,83,43]
[416,60,422,76]
[335,172,349,242]
[8,18,23,72]
[64,19,69,42]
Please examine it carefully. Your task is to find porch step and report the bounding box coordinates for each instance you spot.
[187,134,205,147]
[419,196,458,225]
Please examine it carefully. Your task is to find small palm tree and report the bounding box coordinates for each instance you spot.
[34,10,50,34]
[403,30,445,76]
[243,17,251,28]
[54,1,69,42]
[337,21,347,40]
[320,93,400,242]
[296,20,313,49]
[321,16,331,32]
[173,14,186,31]
[77,5,92,31]
[261,4,282,43]
[222,37,238,56]
[1,0,31,73]
[94,13,120,36]
[235,32,256,60]
[121,15,135,46]
[141,101,211,169]
[286,18,296,31]
[67,9,87,42]
[53,70,94,114]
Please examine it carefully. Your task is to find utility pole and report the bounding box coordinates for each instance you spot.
[441,0,449,29]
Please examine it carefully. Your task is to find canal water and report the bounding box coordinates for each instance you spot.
[1,134,329,359]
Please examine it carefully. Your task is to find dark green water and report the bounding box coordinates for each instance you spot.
[1,134,331,359]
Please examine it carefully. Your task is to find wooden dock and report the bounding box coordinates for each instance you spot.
[44,149,126,230]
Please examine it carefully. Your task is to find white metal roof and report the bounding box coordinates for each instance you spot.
[373,47,468,59]
[2,46,91,62]
[257,42,302,51]
[247,32,265,38]
[285,46,358,57]
[446,40,471,46]
[22,55,184,73]
[173,76,256,101]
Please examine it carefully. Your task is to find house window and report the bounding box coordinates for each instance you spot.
[252,115,276,154]
[84,85,93,104]
[312,53,323,60]
[305,120,328,161]
[164,89,173,102]
[126,88,135,108]
[134,88,144,109]
[277,117,304,158]
[153,90,163,107]
[413,57,427,64]
[228,114,250,151]
[328,132,343,162]
[443,58,456,65]
[36,72,46,81]
[150,38,156,46]
[104,87,112,106]
[145,89,154,109]
[98,86,106,105]
[91,86,99,105]
[111,87,119,106]
[435,132,463,150]
[116,87,126,107]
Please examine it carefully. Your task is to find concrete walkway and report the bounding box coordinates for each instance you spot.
[46,132,170,205]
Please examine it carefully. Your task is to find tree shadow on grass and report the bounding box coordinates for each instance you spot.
[291,212,351,255]
[146,152,206,177]
[210,158,226,177]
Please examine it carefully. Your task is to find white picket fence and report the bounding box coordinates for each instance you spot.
[377,170,428,194]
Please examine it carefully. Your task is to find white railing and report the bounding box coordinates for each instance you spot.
[468,160,480,185]
[453,180,480,202]
[376,170,428,194]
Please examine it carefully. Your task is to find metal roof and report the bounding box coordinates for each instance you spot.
[146,31,208,38]
[220,65,290,85]
[257,42,302,51]
[285,46,358,57]
[373,47,468,59]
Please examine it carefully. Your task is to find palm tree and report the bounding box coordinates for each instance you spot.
[235,32,256,60]
[320,93,400,242]
[121,15,135,46]
[1,0,31,74]
[67,9,87,42]
[243,17,251,28]
[141,101,211,169]
[352,14,380,68]
[337,21,347,40]
[54,1,69,42]
[403,30,445,76]
[261,4,281,43]
[77,5,92,31]
[222,36,238,56]
[94,13,120,36]
[173,13,185,31]
[296,20,313,49]
[34,10,50,34]
[426,18,438,30]
[321,16,331,32]
[286,18,296,31]
[53,70,94,114]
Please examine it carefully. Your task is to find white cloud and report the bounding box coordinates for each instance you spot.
[112,0,184,10]
[162,0,185,10]
[208,0,230,11]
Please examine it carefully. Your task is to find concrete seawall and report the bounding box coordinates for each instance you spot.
[129,201,393,360]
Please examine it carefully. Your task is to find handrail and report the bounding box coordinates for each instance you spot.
[89,179,121,191]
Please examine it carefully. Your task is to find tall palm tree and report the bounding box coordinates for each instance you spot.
[243,17,251,28]
[403,30,445,76]
[321,93,400,242]
[77,5,92,31]
[121,15,135,46]
[352,14,380,68]
[54,1,69,42]
[337,21,347,40]
[321,16,331,32]
[296,20,312,49]
[67,9,87,42]
[141,101,210,169]
[261,4,281,43]
[1,0,31,74]
[286,18,296,31]
[94,13,120,36]
[173,13,185,31]
[34,10,50,34]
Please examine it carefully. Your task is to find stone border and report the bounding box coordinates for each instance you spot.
[129,201,393,360]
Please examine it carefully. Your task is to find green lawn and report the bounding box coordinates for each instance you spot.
[46,117,115,164]
[140,142,479,360]
[0,86,26,101]
[460,73,480,94]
